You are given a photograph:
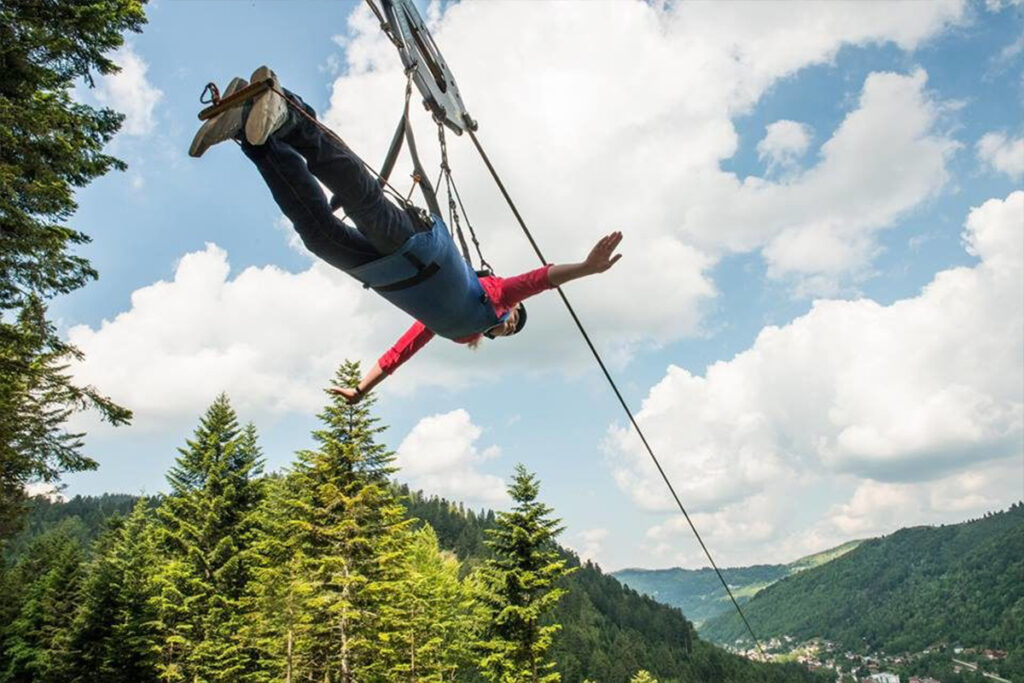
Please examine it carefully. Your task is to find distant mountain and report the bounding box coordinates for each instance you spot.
[612,540,861,625]
[701,504,1024,679]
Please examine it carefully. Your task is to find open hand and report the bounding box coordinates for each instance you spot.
[584,231,623,274]
[329,387,362,404]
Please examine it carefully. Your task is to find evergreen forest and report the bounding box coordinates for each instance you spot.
[0,367,825,682]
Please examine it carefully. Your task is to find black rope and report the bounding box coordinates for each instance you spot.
[465,128,767,660]
[437,124,474,265]
[364,0,403,49]
[438,123,492,273]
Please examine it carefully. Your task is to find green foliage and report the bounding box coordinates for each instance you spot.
[0,0,144,544]
[476,464,573,683]
[401,485,496,562]
[702,504,1024,680]
[0,520,85,681]
[631,671,658,683]
[64,498,159,682]
[245,362,414,681]
[150,395,265,682]
[2,492,142,563]
[0,381,837,683]
[382,525,482,680]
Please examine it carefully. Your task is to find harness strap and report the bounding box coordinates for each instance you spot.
[370,259,441,292]
[400,75,442,217]
[379,84,411,186]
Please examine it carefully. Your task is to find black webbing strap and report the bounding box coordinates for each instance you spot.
[379,84,411,186]
[380,117,406,187]
[372,261,441,292]
[367,251,441,293]
[376,75,442,218]
[399,77,442,217]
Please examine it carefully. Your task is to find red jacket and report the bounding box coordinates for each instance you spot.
[378,264,554,374]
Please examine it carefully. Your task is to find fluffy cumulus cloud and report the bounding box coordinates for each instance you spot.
[977,132,1024,180]
[725,69,957,289]
[395,409,509,506]
[757,120,813,173]
[640,457,1021,567]
[68,244,411,429]
[608,192,1023,564]
[568,528,609,563]
[324,0,964,338]
[93,44,163,136]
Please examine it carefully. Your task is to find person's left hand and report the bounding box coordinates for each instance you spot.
[584,231,623,274]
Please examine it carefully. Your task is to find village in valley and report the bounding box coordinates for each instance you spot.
[728,636,1012,683]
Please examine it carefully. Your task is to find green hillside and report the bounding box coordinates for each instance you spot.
[612,541,861,625]
[701,504,1024,679]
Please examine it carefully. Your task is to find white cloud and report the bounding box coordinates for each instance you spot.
[824,462,1020,537]
[67,244,399,430]
[274,214,308,254]
[757,120,813,173]
[608,192,1023,527]
[323,0,963,340]
[640,456,1021,567]
[93,44,163,136]
[977,132,1024,180]
[985,0,1023,10]
[395,409,509,506]
[569,527,609,563]
[24,482,65,502]
[731,70,957,290]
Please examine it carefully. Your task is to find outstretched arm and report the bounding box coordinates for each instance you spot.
[547,231,623,287]
[330,361,386,404]
[330,322,436,404]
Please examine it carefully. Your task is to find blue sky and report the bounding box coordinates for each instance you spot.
[50,0,1022,571]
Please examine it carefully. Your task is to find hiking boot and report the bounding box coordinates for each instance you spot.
[189,77,248,158]
[245,65,288,145]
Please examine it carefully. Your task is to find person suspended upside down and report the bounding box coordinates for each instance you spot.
[190,67,623,403]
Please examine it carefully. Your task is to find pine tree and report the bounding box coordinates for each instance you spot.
[241,472,320,683]
[0,521,85,681]
[150,395,264,682]
[65,498,159,682]
[382,524,482,680]
[477,465,573,683]
[254,361,412,681]
[0,0,142,544]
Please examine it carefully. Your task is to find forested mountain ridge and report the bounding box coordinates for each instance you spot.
[611,541,862,625]
[405,490,823,681]
[701,504,1024,678]
[6,489,825,682]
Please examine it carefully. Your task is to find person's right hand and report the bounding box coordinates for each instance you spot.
[329,387,362,404]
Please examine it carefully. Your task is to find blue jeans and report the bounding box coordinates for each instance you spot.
[240,91,421,271]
